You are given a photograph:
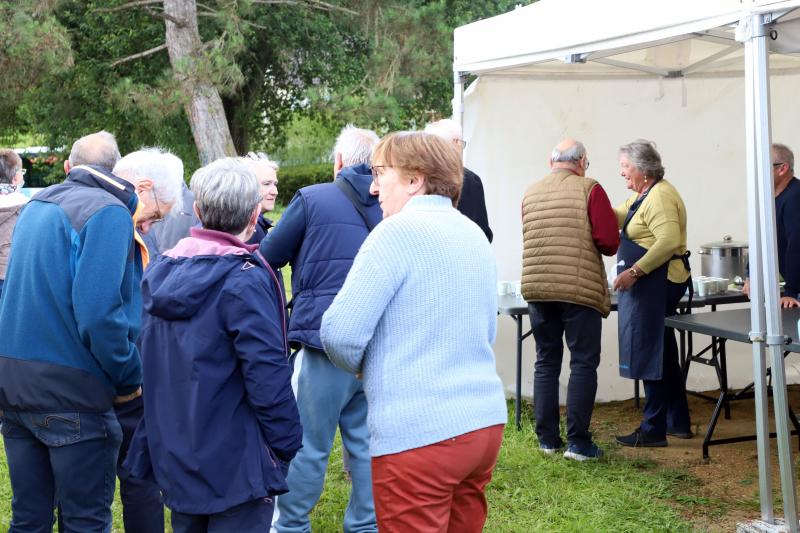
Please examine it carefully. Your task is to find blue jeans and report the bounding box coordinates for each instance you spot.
[1,409,122,533]
[172,497,274,533]
[275,347,377,533]
[529,302,602,447]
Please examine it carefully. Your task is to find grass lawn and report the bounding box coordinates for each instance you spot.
[0,402,698,532]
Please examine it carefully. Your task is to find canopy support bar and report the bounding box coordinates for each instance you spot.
[744,11,799,532]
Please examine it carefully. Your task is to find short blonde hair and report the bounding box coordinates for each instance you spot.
[372,132,463,206]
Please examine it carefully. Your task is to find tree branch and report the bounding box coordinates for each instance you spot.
[250,0,358,16]
[144,6,184,25]
[96,0,162,13]
[110,43,168,67]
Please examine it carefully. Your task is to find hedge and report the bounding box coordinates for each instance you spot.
[277,163,332,206]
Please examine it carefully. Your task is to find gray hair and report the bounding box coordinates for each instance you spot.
[772,143,794,172]
[424,118,463,142]
[424,118,464,142]
[113,147,184,216]
[69,130,121,171]
[332,125,379,167]
[551,141,587,163]
[0,149,22,184]
[619,139,665,181]
[243,151,279,171]
[190,157,261,235]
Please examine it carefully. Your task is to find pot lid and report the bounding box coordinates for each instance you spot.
[700,235,748,249]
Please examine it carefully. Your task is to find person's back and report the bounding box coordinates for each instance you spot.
[522,169,611,316]
[130,231,298,513]
[125,157,301,533]
[521,138,618,462]
[0,165,142,412]
[284,163,381,348]
[263,125,381,533]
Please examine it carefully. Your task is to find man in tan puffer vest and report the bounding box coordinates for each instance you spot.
[521,138,619,461]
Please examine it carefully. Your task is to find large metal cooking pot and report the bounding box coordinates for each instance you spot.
[698,235,749,281]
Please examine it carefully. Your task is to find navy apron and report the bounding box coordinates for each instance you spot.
[617,187,675,381]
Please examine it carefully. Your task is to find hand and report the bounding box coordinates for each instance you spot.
[613,270,638,292]
[742,278,750,297]
[114,386,142,404]
[781,296,800,308]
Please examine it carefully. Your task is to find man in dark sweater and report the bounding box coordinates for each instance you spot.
[744,143,800,308]
[425,118,493,242]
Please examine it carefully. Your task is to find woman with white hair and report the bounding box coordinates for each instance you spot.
[124,157,302,533]
[243,151,280,245]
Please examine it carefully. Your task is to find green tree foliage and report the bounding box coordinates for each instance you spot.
[0,1,72,139]
[4,0,528,167]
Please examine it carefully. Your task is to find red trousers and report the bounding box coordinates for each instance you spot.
[371,424,504,533]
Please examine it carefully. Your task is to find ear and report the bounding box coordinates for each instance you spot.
[63,160,70,175]
[547,157,554,169]
[251,205,261,225]
[407,173,426,196]
[192,202,203,225]
[135,178,154,194]
[333,153,344,178]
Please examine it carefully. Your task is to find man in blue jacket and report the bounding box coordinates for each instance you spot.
[0,132,183,533]
[262,125,381,533]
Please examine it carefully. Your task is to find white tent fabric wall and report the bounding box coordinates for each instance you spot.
[464,73,800,402]
[454,1,800,528]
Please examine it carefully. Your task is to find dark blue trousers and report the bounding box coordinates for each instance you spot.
[2,409,122,533]
[115,396,165,533]
[528,302,602,447]
[171,498,275,533]
[640,280,692,438]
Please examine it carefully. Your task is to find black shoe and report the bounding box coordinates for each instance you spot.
[667,429,694,439]
[615,429,668,448]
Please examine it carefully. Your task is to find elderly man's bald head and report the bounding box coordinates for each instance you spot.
[549,138,588,176]
[67,130,121,173]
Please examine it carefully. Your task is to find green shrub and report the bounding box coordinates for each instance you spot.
[277,163,332,206]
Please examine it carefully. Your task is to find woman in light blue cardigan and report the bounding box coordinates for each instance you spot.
[321,131,507,533]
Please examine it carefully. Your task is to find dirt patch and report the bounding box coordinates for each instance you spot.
[589,385,800,532]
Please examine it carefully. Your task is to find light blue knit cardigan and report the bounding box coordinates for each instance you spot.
[321,194,508,457]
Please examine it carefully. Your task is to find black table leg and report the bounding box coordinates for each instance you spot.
[703,390,728,460]
[719,339,731,420]
[515,314,523,430]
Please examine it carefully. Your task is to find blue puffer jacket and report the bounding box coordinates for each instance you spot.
[287,164,382,349]
[123,228,302,515]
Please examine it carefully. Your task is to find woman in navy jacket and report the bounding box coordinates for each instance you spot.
[124,157,302,533]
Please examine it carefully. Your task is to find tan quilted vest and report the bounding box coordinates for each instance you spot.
[521,170,611,317]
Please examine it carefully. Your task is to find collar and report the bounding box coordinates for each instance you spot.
[189,227,259,253]
[67,165,138,215]
[402,194,454,212]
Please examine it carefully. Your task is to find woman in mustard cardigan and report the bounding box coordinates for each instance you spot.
[612,139,693,448]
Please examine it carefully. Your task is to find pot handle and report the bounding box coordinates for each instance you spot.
[698,249,709,255]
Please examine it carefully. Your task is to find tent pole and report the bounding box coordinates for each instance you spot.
[749,12,799,531]
[452,71,464,129]
[743,14,773,524]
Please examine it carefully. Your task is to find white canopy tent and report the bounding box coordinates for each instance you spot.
[453,1,800,529]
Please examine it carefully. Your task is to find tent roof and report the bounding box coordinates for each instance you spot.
[453,0,800,78]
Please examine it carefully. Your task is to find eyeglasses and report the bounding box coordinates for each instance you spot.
[371,165,390,184]
[150,189,165,223]
[773,162,785,168]
[17,168,27,176]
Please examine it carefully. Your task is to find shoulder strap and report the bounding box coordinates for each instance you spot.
[334,179,376,232]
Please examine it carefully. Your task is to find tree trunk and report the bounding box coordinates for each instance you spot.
[163,0,236,165]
